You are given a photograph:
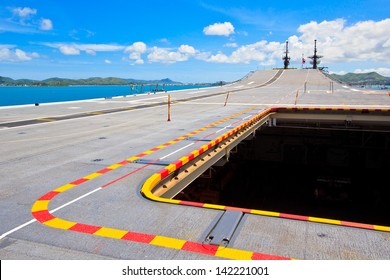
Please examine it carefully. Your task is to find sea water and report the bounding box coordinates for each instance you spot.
[0,85,208,107]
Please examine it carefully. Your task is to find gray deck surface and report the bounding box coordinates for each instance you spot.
[1,69,390,260]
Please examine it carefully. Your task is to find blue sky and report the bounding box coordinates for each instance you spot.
[1,0,389,82]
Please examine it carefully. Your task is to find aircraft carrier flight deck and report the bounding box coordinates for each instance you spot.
[1,69,390,260]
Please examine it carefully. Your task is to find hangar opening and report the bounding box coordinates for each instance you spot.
[173,109,390,227]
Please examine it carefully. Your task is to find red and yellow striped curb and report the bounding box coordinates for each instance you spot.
[31,106,292,260]
[141,107,274,200]
[275,106,390,112]
[31,207,290,260]
[141,106,390,233]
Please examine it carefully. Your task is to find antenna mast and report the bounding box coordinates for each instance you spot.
[282,40,290,69]
[308,39,323,69]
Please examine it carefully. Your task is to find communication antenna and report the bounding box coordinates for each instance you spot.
[282,40,290,69]
[308,39,323,69]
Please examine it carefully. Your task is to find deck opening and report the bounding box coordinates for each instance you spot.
[174,109,390,227]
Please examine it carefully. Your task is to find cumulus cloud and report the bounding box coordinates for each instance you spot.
[40,18,53,30]
[104,59,112,64]
[202,18,390,67]
[207,41,270,64]
[0,46,37,62]
[125,42,147,64]
[147,44,202,64]
[297,19,390,63]
[148,47,189,64]
[178,44,196,55]
[203,22,235,36]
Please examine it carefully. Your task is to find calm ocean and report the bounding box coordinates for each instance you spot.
[0,85,208,107]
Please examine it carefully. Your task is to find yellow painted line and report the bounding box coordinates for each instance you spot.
[107,163,123,170]
[165,164,177,174]
[373,225,390,232]
[180,156,190,165]
[31,200,50,212]
[215,247,253,260]
[84,173,102,180]
[54,183,77,193]
[191,150,200,158]
[156,145,167,149]
[144,174,162,190]
[126,156,139,162]
[251,209,280,217]
[143,150,154,155]
[203,203,226,210]
[308,217,341,225]
[150,236,186,250]
[93,227,128,239]
[44,218,77,230]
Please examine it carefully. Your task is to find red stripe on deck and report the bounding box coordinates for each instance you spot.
[70,223,102,234]
[157,169,169,178]
[70,178,89,185]
[182,241,219,256]
[340,221,375,230]
[121,231,156,243]
[97,168,111,174]
[179,201,205,207]
[32,210,56,223]
[252,252,292,260]
[279,213,309,221]
[38,191,60,200]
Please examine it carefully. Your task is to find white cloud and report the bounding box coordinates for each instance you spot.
[14,49,32,61]
[7,7,54,33]
[147,44,202,64]
[79,44,124,52]
[12,7,37,18]
[202,18,390,67]
[45,43,125,55]
[206,41,268,64]
[203,22,235,36]
[297,19,390,63]
[125,42,147,53]
[59,45,80,55]
[148,47,189,64]
[178,44,196,55]
[40,18,53,30]
[0,46,36,62]
[104,59,112,64]
[125,42,147,64]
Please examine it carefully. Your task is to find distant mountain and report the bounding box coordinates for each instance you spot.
[330,72,390,85]
[0,76,184,86]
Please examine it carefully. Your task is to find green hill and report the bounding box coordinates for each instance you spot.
[331,72,390,85]
[0,76,184,86]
